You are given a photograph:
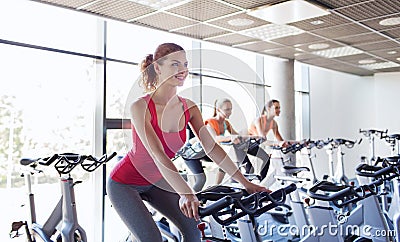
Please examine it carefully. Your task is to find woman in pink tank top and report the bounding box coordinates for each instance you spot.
[248,99,286,144]
[107,43,269,242]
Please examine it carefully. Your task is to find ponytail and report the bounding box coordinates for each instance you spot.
[140,54,157,92]
[213,99,218,117]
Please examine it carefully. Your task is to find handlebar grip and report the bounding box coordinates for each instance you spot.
[198,196,234,217]
[106,152,118,162]
[39,154,60,166]
[81,152,118,172]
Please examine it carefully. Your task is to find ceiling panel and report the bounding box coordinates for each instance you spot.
[81,0,155,21]
[296,40,343,52]
[370,48,400,59]
[381,27,400,39]
[335,0,400,21]
[312,23,370,39]
[208,13,270,31]
[38,0,94,8]
[132,12,198,31]
[334,53,380,65]
[263,47,300,59]
[337,33,388,46]
[312,0,370,9]
[222,0,286,10]
[206,33,258,46]
[166,0,241,21]
[236,41,283,52]
[289,14,350,31]
[271,33,324,46]
[327,65,375,76]
[354,39,400,52]
[360,13,400,31]
[172,23,230,39]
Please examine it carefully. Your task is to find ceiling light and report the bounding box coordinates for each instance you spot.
[228,18,254,27]
[308,43,330,50]
[129,0,188,10]
[358,59,376,64]
[240,24,304,41]
[360,61,400,70]
[312,46,363,58]
[387,51,397,55]
[397,57,400,62]
[379,17,400,26]
[247,0,330,25]
[310,20,324,25]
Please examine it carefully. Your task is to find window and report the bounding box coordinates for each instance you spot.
[0,44,96,241]
[0,0,98,55]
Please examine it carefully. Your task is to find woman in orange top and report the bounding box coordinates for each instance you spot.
[183,98,271,185]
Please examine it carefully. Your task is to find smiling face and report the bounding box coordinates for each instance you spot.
[218,101,233,119]
[269,101,281,117]
[155,51,188,88]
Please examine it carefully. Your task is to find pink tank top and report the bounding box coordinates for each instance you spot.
[248,115,274,136]
[110,95,190,185]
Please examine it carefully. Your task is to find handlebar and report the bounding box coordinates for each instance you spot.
[355,163,397,178]
[19,152,117,174]
[197,183,296,226]
[384,134,400,145]
[307,181,365,207]
[308,178,387,208]
[359,129,388,139]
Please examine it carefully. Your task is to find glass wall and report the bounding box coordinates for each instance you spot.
[0,36,97,242]
[0,1,99,241]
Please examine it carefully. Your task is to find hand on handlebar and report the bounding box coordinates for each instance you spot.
[179,194,200,221]
[230,135,242,144]
[243,181,272,194]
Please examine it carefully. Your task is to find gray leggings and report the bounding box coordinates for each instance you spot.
[107,178,200,242]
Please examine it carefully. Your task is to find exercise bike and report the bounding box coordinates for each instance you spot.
[302,160,398,242]
[321,138,361,185]
[10,152,117,242]
[196,183,297,242]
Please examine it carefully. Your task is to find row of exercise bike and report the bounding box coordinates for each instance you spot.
[9,128,400,242]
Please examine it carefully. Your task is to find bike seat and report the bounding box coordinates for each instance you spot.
[282,165,310,175]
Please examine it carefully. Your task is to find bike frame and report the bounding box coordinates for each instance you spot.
[24,171,87,242]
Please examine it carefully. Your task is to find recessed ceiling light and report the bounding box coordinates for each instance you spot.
[312,46,363,58]
[128,0,188,9]
[360,61,400,70]
[228,18,255,27]
[241,24,304,41]
[397,57,400,62]
[387,50,397,55]
[379,17,400,26]
[308,43,330,50]
[310,20,324,25]
[358,59,376,64]
[247,0,330,25]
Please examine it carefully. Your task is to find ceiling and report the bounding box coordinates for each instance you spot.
[33,0,400,76]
